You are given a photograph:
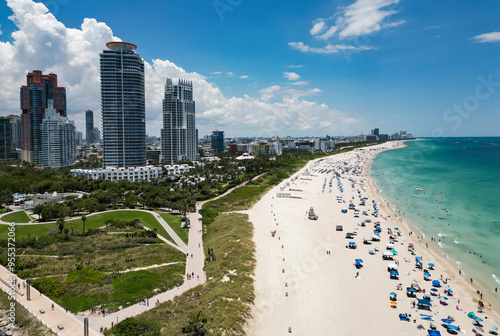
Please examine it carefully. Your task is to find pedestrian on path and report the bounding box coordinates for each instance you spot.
[52,303,54,311]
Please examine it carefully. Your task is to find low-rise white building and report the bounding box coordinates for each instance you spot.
[71,165,162,182]
[163,164,194,175]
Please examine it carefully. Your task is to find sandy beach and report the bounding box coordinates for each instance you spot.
[245,142,500,336]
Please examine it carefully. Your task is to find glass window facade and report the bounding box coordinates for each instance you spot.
[100,43,146,168]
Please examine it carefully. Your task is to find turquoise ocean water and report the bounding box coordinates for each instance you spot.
[371,138,500,296]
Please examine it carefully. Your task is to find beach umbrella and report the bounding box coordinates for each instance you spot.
[440,296,448,301]
[444,286,452,290]
[431,288,438,292]
[468,312,476,318]
[441,318,453,324]
[491,324,498,331]
[355,259,364,263]
[390,248,398,255]
[432,280,441,287]
[428,263,435,267]
[447,325,458,331]
[475,317,483,322]
[390,292,397,296]
[424,273,431,277]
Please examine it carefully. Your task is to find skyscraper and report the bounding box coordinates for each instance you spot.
[85,110,94,144]
[161,78,199,164]
[211,130,224,154]
[0,117,14,161]
[41,99,76,169]
[8,115,22,149]
[20,70,66,164]
[100,42,146,168]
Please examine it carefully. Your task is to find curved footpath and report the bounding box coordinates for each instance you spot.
[0,176,262,335]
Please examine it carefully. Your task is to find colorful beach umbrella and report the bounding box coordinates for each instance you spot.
[468,312,476,318]
[390,292,397,296]
[424,273,431,277]
[440,296,448,300]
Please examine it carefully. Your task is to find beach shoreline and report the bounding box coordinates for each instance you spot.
[245,141,500,335]
[367,141,500,315]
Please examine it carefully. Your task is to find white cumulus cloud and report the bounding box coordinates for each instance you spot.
[291,0,404,57]
[239,75,249,79]
[283,72,300,81]
[289,41,374,54]
[471,31,500,43]
[0,0,359,137]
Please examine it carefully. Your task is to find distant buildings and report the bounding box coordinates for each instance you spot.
[41,99,76,169]
[100,42,146,168]
[161,78,199,164]
[0,117,14,161]
[85,110,100,144]
[21,70,66,164]
[211,130,224,154]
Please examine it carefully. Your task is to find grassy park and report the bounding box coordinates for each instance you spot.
[0,210,188,314]
[1,210,32,223]
[0,210,182,245]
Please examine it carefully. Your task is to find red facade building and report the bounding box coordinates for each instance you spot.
[20,70,66,164]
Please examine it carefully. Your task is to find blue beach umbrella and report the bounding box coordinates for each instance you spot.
[432,280,441,287]
[428,263,435,267]
[431,288,438,292]
[475,317,483,322]
[447,325,459,331]
[440,296,448,301]
[424,273,431,277]
[468,312,476,318]
[441,318,453,324]
[491,324,498,331]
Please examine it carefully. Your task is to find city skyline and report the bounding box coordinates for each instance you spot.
[0,0,499,138]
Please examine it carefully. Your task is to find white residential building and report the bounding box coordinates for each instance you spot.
[70,165,162,182]
[41,99,76,169]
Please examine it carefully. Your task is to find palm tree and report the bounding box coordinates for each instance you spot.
[57,218,65,234]
[81,215,87,235]
[182,310,207,336]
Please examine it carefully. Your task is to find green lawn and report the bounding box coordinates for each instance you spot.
[0,210,177,244]
[159,212,188,244]
[1,210,31,223]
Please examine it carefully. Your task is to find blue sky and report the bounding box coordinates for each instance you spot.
[0,0,499,137]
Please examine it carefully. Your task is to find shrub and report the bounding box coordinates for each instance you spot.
[32,277,67,297]
[105,317,161,336]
